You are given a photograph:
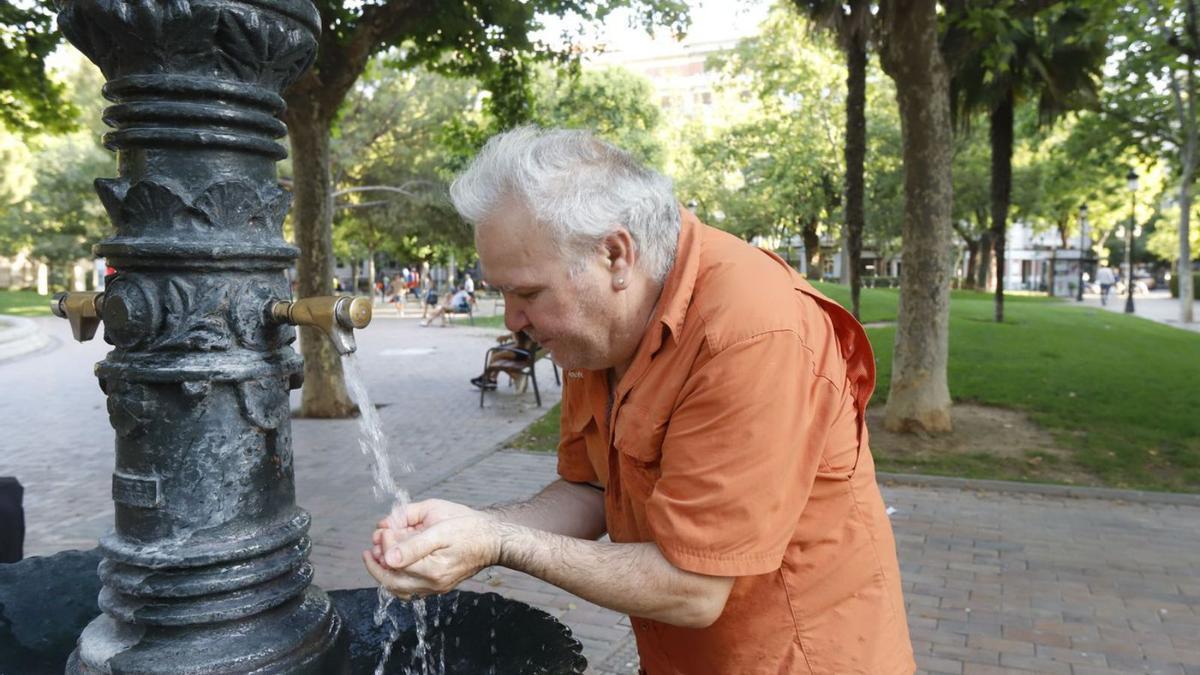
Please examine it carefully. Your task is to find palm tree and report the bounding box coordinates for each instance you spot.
[792,0,873,320]
[945,4,1107,322]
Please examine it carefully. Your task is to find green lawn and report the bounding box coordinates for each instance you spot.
[0,290,54,317]
[470,314,508,329]
[508,284,1200,493]
[866,289,1200,492]
[507,402,564,453]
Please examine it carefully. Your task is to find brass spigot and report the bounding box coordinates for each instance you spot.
[51,291,105,342]
[270,295,372,355]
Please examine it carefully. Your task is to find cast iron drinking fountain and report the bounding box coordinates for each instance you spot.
[0,0,586,672]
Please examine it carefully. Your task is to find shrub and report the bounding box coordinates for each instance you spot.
[1168,272,1200,299]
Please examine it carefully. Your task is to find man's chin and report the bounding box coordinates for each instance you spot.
[545,348,582,371]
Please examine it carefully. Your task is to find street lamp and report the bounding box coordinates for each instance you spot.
[1125,169,1138,314]
[1077,203,1088,302]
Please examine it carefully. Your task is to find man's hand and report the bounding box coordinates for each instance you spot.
[363,499,502,600]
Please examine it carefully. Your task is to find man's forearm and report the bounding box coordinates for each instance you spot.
[491,522,731,629]
[482,479,606,540]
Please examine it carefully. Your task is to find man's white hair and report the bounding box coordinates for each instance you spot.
[449,125,680,283]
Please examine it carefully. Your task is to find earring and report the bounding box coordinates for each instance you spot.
[616,278,625,286]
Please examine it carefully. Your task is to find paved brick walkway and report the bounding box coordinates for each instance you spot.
[407,449,1200,675]
[5,304,1200,674]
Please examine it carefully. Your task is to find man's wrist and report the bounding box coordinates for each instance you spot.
[490,519,525,570]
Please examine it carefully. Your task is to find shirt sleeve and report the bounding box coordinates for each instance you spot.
[556,376,599,484]
[645,330,843,577]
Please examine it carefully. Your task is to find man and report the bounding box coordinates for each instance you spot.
[364,127,914,674]
[1096,265,1115,305]
[420,286,472,327]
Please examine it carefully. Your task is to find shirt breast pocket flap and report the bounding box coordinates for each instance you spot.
[568,413,596,436]
[614,405,665,466]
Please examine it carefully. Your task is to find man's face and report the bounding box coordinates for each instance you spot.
[476,201,619,371]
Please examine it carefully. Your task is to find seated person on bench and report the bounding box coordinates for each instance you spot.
[421,286,472,326]
[471,331,539,390]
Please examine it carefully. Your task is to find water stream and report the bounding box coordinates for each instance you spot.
[341,354,432,675]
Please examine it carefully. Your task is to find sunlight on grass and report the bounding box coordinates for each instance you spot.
[0,290,53,317]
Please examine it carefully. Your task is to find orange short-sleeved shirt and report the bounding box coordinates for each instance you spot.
[556,210,914,674]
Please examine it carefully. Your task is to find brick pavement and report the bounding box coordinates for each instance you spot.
[409,449,1200,675]
[5,305,1200,674]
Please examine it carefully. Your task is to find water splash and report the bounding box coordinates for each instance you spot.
[342,354,411,505]
[343,354,432,674]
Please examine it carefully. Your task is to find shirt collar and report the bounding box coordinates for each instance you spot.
[647,206,703,356]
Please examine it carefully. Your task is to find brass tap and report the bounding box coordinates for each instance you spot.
[51,291,105,342]
[269,295,372,355]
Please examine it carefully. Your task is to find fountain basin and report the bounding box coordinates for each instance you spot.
[1,549,587,674]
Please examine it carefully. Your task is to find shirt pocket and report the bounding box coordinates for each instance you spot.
[611,404,666,525]
[613,404,665,466]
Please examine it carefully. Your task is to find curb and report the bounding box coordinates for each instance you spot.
[0,315,54,364]
[876,471,1200,507]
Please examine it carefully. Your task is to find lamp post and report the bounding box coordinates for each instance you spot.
[1125,169,1138,314]
[1077,203,1089,301]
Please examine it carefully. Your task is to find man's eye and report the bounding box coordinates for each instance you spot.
[516,290,540,300]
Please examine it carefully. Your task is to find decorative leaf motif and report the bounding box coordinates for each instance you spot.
[193,181,258,230]
[214,8,317,88]
[59,3,118,78]
[252,185,291,232]
[60,0,309,85]
[120,181,188,235]
[94,178,130,225]
[214,9,268,82]
[150,278,232,351]
[231,279,290,350]
[267,28,318,89]
[106,380,154,439]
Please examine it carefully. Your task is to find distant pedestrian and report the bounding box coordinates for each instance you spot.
[1097,266,1115,305]
[463,273,476,308]
[421,287,471,327]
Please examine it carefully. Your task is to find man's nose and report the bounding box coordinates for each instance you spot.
[504,300,530,334]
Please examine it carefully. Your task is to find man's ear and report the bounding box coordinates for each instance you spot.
[602,227,636,290]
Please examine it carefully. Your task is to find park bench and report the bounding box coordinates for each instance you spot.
[446,303,474,325]
[478,342,559,407]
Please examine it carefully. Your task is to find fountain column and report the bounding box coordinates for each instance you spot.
[56,0,343,671]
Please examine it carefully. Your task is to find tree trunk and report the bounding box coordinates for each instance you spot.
[1180,172,1195,322]
[1180,52,1196,323]
[963,238,979,289]
[284,101,354,418]
[977,228,993,290]
[367,247,377,300]
[845,34,868,320]
[879,0,954,434]
[990,89,1014,322]
[802,217,821,278]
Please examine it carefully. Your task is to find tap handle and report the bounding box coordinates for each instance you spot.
[335,296,372,330]
[269,295,372,356]
[52,291,105,342]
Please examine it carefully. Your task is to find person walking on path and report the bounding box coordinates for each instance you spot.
[1097,265,1116,305]
[364,127,914,674]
